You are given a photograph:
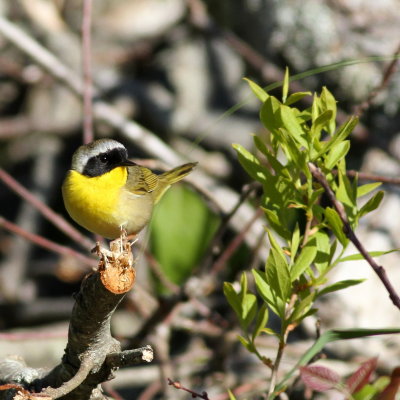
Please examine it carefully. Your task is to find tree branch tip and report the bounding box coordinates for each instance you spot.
[94,231,136,294]
[142,346,154,363]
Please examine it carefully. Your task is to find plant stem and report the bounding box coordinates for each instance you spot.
[268,293,297,398]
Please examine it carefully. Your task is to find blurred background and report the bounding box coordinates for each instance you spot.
[0,0,400,399]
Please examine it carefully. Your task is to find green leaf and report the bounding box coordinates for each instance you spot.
[239,274,258,328]
[253,134,270,157]
[358,190,384,219]
[244,77,269,102]
[353,383,381,400]
[232,143,267,184]
[357,182,382,198]
[314,231,331,273]
[290,292,316,323]
[339,249,399,262]
[238,335,254,352]
[282,67,289,103]
[241,293,258,329]
[316,279,365,298]
[266,248,291,302]
[227,389,237,400]
[320,87,337,135]
[239,271,249,297]
[252,304,269,341]
[253,269,282,317]
[285,91,312,106]
[291,238,318,281]
[263,208,292,240]
[267,229,287,260]
[310,110,333,141]
[151,187,219,287]
[324,207,348,246]
[273,328,400,397]
[316,116,358,157]
[223,282,242,319]
[290,223,300,264]
[325,140,351,169]
[260,95,282,132]
[311,92,320,123]
[279,105,309,149]
[336,167,357,214]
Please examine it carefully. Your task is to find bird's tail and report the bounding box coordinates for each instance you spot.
[159,162,198,185]
[154,162,197,204]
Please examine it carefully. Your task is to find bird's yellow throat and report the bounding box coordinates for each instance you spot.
[62,166,128,237]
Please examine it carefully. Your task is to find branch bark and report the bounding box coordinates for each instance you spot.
[0,238,153,400]
[308,162,400,310]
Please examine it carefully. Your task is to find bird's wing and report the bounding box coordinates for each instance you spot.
[125,166,159,195]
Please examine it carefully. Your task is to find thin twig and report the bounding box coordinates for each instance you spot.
[308,162,400,310]
[0,216,96,268]
[106,346,154,368]
[211,207,264,274]
[346,169,400,185]
[268,293,297,398]
[0,168,93,250]
[167,378,210,400]
[354,42,400,117]
[82,0,94,144]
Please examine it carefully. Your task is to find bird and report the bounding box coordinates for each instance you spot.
[62,138,197,239]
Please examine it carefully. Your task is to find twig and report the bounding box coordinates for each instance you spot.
[211,207,264,274]
[308,162,400,310]
[0,215,96,268]
[143,248,180,294]
[0,168,93,250]
[346,169,400,185]
[167,378,210,400]
[137,381,162,400]
[267,293,297,398]
[354,42,400,117]
[205,182,260,264]
[82,0,94,144]
[42,358,94,399]
[106,346,154,368]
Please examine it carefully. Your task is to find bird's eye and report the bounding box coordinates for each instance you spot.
[99,154,108,163]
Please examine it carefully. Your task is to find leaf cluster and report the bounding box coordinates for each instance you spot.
[224,70,389,396]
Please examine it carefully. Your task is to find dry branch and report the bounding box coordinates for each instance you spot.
[308,162,400,310]
[0,236,153,400]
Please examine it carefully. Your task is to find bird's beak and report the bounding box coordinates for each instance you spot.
[119,159,137,167]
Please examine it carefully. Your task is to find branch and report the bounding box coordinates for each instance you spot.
[167,378,210,400]
[354,42,400,117]
[308,162,400,310]
[346,169,400,185]
[0,168,93,250]
[0,235,152,400]
[0,215,96,268]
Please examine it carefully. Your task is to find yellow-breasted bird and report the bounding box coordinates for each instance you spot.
[62,139,197,239]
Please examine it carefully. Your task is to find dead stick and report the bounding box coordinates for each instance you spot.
[0,168,93,250]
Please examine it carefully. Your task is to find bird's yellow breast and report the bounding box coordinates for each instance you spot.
[62,167,128,238]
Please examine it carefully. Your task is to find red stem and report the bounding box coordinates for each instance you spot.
[0,168,93,250]
[0,216,96,268]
